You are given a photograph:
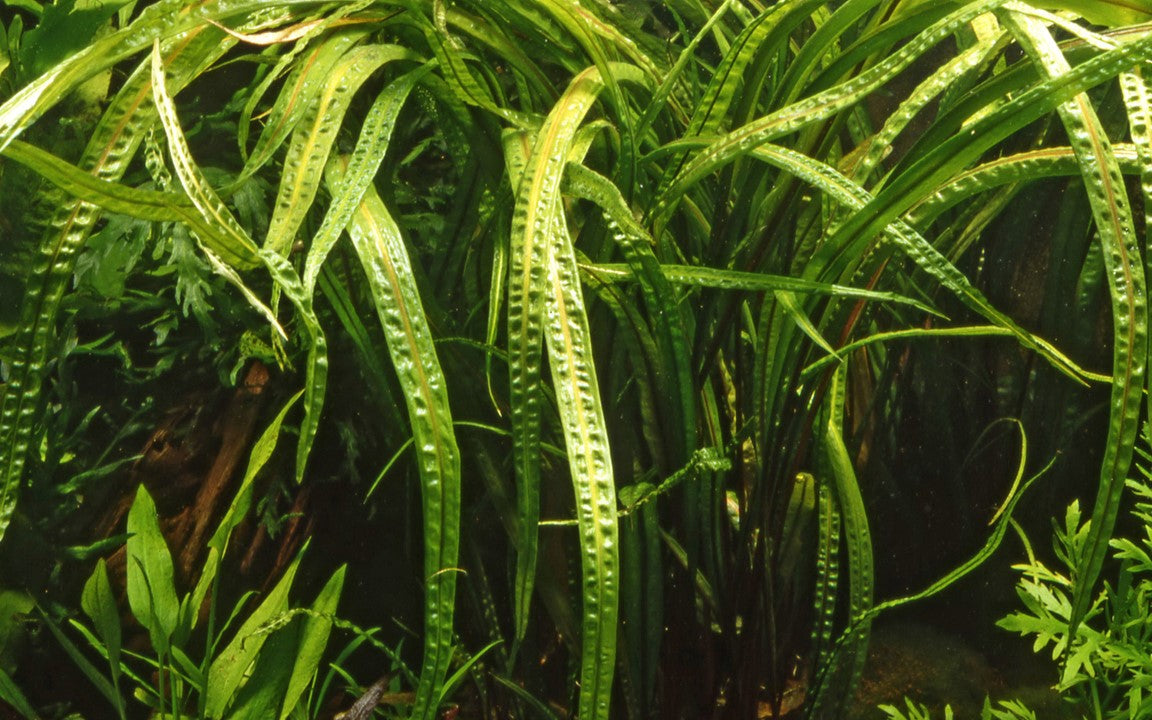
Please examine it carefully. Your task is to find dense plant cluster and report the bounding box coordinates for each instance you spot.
[2,0,1152,718]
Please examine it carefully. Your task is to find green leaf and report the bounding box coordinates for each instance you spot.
[1001,8,1148,639]
[519,65,640,720]
[808,367,873,716]
[20,0,131,78]
[80,558,121,673]
[0,664,38,719]
[40,611,120,709]
[236,22,372,183]
[149,40,259,269]
[280,566,346,720]
[304,62,433,292]
[264,43,416,257]
[330,161,461,720]
[125,485,179,655]
[0,25,233,547]
[226,615,300,720]
[504,69,647,712]
[205,547,305,719]
[1037,0,1152,26]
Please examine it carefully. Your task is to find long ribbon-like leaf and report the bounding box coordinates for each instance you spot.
[330,161,461,720]
[0,27,234,545]
[150,41,327,483]
[1001,7,1148,638]
[508,62,644,719]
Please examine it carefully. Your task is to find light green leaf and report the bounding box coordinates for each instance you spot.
[1000,8,1148,639]
[331,163,461,720]
[280,566,346,720]
[265,43,417,257]
[125,485,179,655]
[205,548,305,719]
[80,559,121,671]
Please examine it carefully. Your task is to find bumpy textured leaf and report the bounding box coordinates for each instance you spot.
[304,62,432,292]
[652,0,1014,228]
[264,42,415,256]
[0,0,320,154]
[151,41,330,483]
[808,369,873,716]
[1001,9,1148,637]
[508,63,644,720]
[0,26,232,546]
[331,163,461,720]
[236,7,376,175]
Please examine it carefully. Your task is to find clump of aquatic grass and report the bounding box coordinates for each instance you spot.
[1,1,1151,718]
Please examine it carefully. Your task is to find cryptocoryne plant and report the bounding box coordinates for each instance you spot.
[2,1,1152,718]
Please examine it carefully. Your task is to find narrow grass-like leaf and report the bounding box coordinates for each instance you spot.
[205,549,305,718]
[635,0,733,136]
[829,451,1055,667]
[823,24,1152,299]
[776,290,838,358]
[848,34,1000,187]
[257,251,330,484]
[2,139,211,229]
[580,265,667,465]
[716,141,1088,382]
[330,163,461,720]
[304,63,432,292]
[265,43,415,256]
[442,6,554,105]
[419,1,535,128]
[151,41,328,482]
[802,325,1110,382]
[1119,66,1152,401]
[652,0,1013,227]
[563,163,694,464]
[0,27,232,545]
[40,613,120,709]
[907,144,1141,223]
[1001,9,1147,637]
[580,261,936,311]
[506,119,558,657]
[203,391,302,564]
[0,665,37,720]
[809,481,841,675]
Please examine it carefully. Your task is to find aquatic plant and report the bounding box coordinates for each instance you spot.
[878,429,1152,720]
[879,697,1038,720]
[0,0,1151,718]
[995,435,1152,720]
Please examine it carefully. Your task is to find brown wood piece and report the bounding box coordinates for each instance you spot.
[101,362,271,594]
[172,361,270,584]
